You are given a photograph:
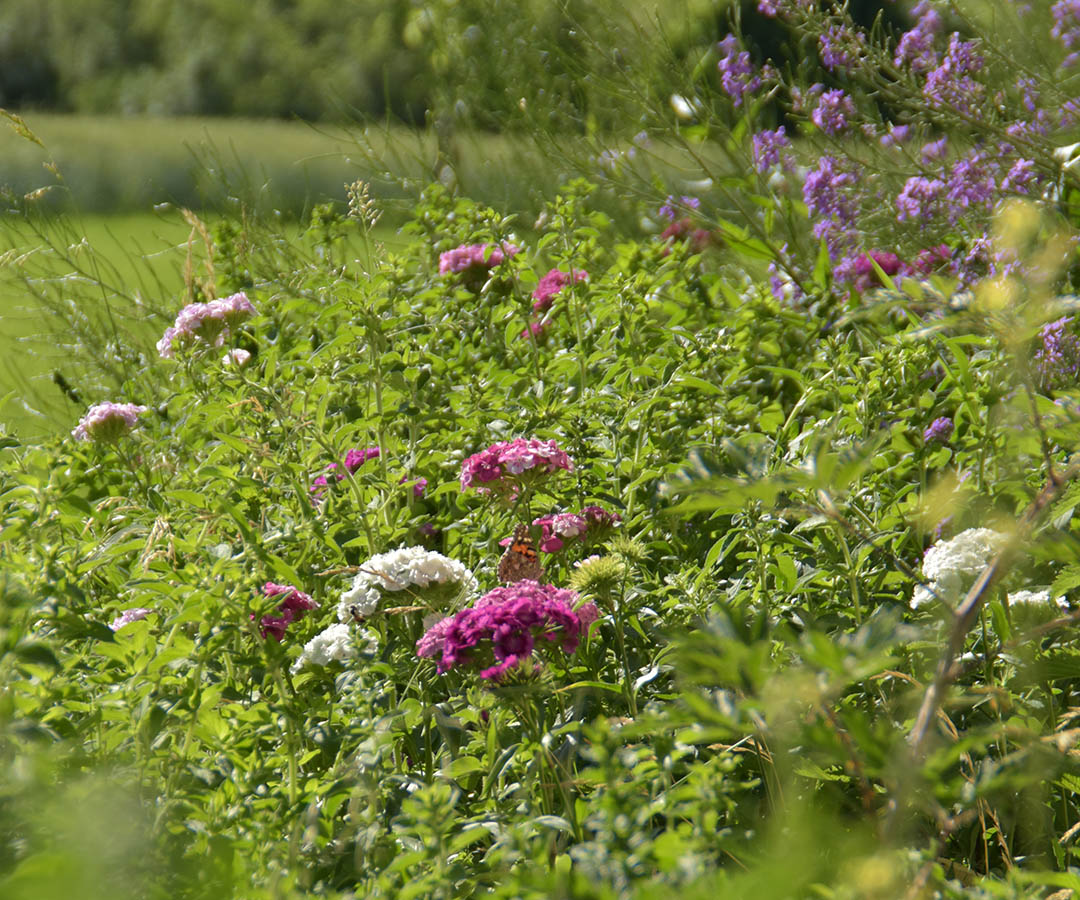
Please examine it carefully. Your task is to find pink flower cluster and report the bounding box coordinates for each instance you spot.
[72,401,147,442]
[521,267,589,342]
[253,582,319,641]
[439,242,520,275]
[416,581,599,681]
[157,292,257,359]
[531,268,588,313]
[531,505,622,553]
[311,447,381,497]
[460,438,573,493]
[110,607,152,631]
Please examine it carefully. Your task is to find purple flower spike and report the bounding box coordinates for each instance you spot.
[923,417,955,444]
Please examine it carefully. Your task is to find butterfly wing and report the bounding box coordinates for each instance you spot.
[498,524,543,583]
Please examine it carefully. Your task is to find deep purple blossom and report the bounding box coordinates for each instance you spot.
[923,417,955,444]
[416,581,598,681]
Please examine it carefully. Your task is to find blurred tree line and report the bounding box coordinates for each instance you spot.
[0,1,906,128]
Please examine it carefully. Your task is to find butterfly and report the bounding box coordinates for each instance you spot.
[498,523,543,584]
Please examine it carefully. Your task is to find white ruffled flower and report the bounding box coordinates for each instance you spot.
[1007,588,1068,611]
[912,528,1009,608]
[337,546,477,622]
[290,623,359,673]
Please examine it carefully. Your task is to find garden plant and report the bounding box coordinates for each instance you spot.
[7,1,1080,897]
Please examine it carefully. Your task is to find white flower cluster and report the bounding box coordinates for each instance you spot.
[1007,589,1068,611]
[337,546,477,621]
[912,527,1009,608]
[291,623,357,673]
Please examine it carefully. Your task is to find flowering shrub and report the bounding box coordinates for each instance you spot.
[438,242,519,275]
[416,581,598,682]
[71,401,147,442]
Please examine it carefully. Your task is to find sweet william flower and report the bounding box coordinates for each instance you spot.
[460,437,573,494]
[912,528,1008,608]
[338,546,476,621]
[72,402,147,443]
[253,582,319,641]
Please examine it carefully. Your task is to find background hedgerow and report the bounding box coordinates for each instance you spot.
[8,2,1080,898]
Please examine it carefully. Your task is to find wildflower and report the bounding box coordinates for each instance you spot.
[400,474,427,498]
[802,156,858,253]
[157,293,257,358]
[811,89,856,136]
[880,124,911,149]
[1034,316,1080,388]
[1001,158,1037,194]
[921,137,948,162]
[532,268,588,313]
[915,244,953,274]
[911,528,1009,608]
[944,152,996,220]
[1007,588,1068,610]
[416,581,598,682]
[290,623,359,673]
[716,35,761,107]
[520,319,551,342]
[923,34,985,116]
[839,250,907,293]
[460,437,573,493]
[659,195,700,221]
[1052,1,1080,65]
[337,546,476,621]
[72,402,147,443]
[439,242,520,275]
[896,176,945,222]
[254,582,319,641]
[532,513,588,553]
[110,608,152,631]
[310,447,381,499]
[223,348,252,367]
[818,24,865,73]
[751,127,790,173]
[923,416,954,444]
[894,4,943,73]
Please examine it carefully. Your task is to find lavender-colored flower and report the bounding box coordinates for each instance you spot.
[110,608,152,631]
[415,581,598,682]
[802,156,858,253]
[1035,316,1080,388]
[880,124,911,149]
[752,127,790,173]
[439,242,520,276]
[460,438,573,493]
[896,176,945,222]
[921,137,948,162]
[818,24,865,72]
[811,89,855,136]
[717,35,761,107]
[894,4,943,72]
[1001,158,1037,194]
[659,195,700,221]
[923,417,955,444]
[72,401,147,442]
[532,267,588,313]
[944,153,996,220]
[923,34,984,115]
[1053,1,1080,64]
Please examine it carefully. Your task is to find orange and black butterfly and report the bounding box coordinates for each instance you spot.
[498,523,543,584]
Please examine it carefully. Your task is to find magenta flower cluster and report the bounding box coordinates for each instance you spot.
[416,581,599,682]
[460,438,573,493]
[438,242,520,275]
[72,401,147,443]
[531,268,588,313]
[311,447,381,497]
[254,582,320,641]
[531,505,622,553]
[157,292,257,359]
